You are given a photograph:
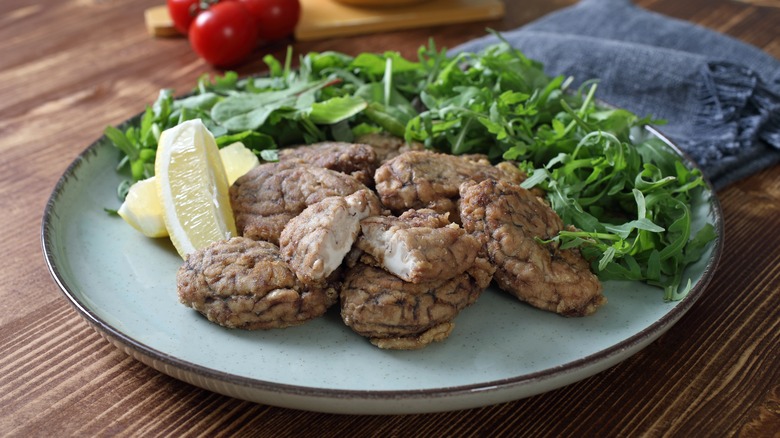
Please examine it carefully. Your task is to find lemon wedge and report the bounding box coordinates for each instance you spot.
[155,119,237,258]
[117,177,168,238]
[117,131,256,244]
[220,141,260,185]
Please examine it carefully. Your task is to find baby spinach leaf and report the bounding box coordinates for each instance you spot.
[309,96,368,125]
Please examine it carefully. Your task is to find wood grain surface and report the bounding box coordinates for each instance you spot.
[1,0,779,436]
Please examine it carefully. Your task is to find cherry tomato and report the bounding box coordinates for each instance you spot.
[238,0,301,41]
[167,0,200,35]
[189,1,258,67]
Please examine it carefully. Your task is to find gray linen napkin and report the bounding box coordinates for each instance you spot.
[453,0,780,189]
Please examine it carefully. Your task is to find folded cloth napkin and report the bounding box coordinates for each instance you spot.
[453,0,780,189]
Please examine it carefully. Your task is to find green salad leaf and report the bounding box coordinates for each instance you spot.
[104,38,716,300]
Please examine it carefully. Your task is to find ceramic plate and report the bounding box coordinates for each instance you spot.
[42,122,722,414]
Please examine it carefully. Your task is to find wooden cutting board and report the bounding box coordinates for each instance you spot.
[295,0,505,41]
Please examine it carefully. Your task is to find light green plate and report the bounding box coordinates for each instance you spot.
[42,124,722,414]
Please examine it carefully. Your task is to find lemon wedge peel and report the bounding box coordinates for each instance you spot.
[155,119,237,259]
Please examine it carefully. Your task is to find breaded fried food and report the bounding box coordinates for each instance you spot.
[340,257,495,350]
[177,237,338,330]
[355,209,482,283]
[459,179,606,317]
[279,190,383,283]
[373,150,525,219]
[230,162,368,244]
[354,132,424,163]
[278,142,379,186]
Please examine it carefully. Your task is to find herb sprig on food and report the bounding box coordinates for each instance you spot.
[105,39,715,300]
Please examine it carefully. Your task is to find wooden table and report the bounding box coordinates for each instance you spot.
[2,0,778,435]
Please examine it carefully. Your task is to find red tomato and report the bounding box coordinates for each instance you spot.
[238,0,301,41]
[189,2,258,67]
[167,0,200,35]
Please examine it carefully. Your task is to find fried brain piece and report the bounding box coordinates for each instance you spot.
[373,150,525,218]
[355,209,482,283]
[177,237,338,330]
[230,162,368,244]
[278,142,379,186]
[279,189,383,283]
[459,180,606,317]
[354,132,424,163]
[340,257,495,350]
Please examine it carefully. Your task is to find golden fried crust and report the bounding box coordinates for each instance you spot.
[279,190,383,283]
[354,132,424,163]
[177,237,337,330]
[459,180,606,317]
[355,209,482,283]
[369,323,454,350]
[339,257,494,349]
[229,163,368,244]
[278,142,379,186]
[373,150,525,217]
